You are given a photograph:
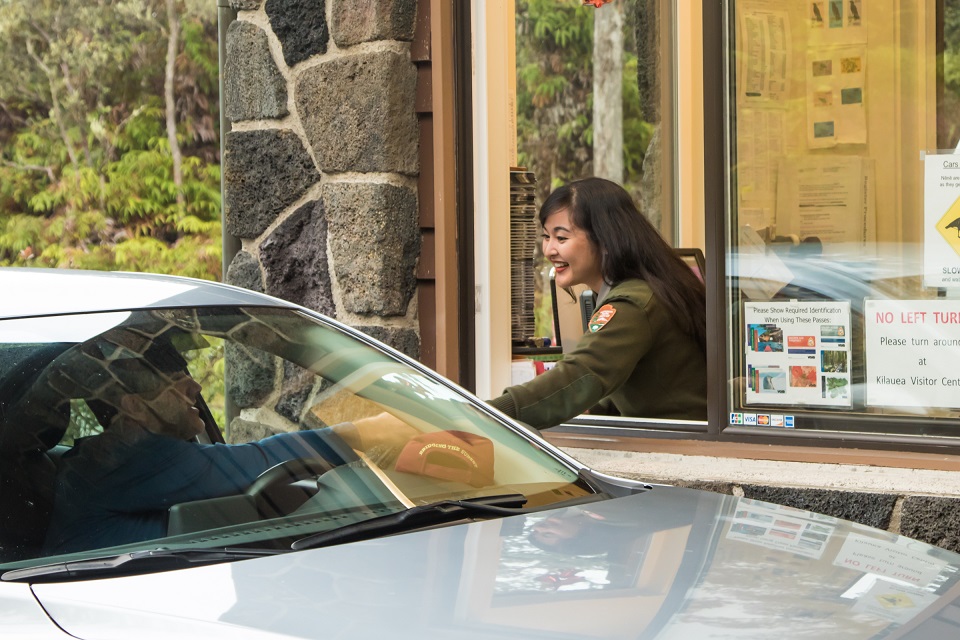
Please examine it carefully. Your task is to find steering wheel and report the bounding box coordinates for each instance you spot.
[245,457,337,517]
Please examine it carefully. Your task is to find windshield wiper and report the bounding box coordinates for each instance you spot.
[291,493,528,551]
[2,547,282,582]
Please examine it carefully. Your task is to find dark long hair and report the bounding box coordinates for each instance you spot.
[539,177,706,352]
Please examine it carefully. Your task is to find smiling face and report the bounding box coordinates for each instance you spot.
[542,208,604,292]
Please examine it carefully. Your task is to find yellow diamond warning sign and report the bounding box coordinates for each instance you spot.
[924,154,960,287]
[875,592,914,609]
[935,194,960,257]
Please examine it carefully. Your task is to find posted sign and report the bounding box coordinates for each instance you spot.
[865,299,960,408]
[833,533,948,588]
[744,301,852,407]
[923,153,960,287]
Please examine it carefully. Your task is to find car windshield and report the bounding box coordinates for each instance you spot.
[0,306,592,572]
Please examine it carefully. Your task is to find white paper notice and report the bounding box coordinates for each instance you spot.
[806,46,867,147]
[851,581,938,625]
[864,299,960,408]
[738,108,785,210]
[740,6,790,103]
[510,360,536,386]
[744,301,852,407]
[833,533,949,589]
[922,153,960,288]
[776,156,872,245]
[727,498,836,560]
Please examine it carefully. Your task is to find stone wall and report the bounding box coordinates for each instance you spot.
[221,0,421,362]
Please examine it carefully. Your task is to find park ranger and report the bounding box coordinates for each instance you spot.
[488,177,707,428]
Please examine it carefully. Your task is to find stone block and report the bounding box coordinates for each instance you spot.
[899,495,960,553]
[330,0,416,46]
[275,361,315,425]
[224,129,318,238]
[223,21,288,122]
[265,0,328,67]
[260,199,336,317]
[227,417,285,444]
[225,342,278,409]
[323,181,419,315]
[740,485,896,530]
[296,51,418,174]
[225,250,265,293]
[357,325,420,360]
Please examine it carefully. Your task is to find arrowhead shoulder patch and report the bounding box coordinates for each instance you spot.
[588,304,617,333]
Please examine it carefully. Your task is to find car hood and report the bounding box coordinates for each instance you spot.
[31,486,960,639]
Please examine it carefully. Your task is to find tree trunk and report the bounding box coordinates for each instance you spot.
[592,1,624,184]
[165,0,184,207]
[26,40,79,171]
[59,61,94,169]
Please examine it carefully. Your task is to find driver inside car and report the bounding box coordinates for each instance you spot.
[41,339,417,556]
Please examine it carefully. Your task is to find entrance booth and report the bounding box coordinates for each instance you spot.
[472,1,960,457]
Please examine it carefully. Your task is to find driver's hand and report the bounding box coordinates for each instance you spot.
[334,413,419,466]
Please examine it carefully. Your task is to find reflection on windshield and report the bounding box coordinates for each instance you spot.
[380,372,466,403]
[0,306,590,570]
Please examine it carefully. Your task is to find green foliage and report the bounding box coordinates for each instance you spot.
[516,0,595,203]
[185,336,226,430]
[943,0,960,147]
[621,55,654,178]
[515,0,652,204]
[516,0,654,337]
[0,0,221,278]
[62,399,106,447]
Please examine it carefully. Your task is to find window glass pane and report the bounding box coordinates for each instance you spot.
[513,2,700,426]
[515,0,678,335]
[727,1,960,434]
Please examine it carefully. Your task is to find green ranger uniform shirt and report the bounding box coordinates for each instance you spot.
[488,278,707,429]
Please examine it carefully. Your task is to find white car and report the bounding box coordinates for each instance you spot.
[0,268,957,639]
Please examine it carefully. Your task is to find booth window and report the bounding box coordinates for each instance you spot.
[725,0,960,439]
[512,1,690,414]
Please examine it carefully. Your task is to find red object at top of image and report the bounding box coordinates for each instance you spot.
[583,0,615,7]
